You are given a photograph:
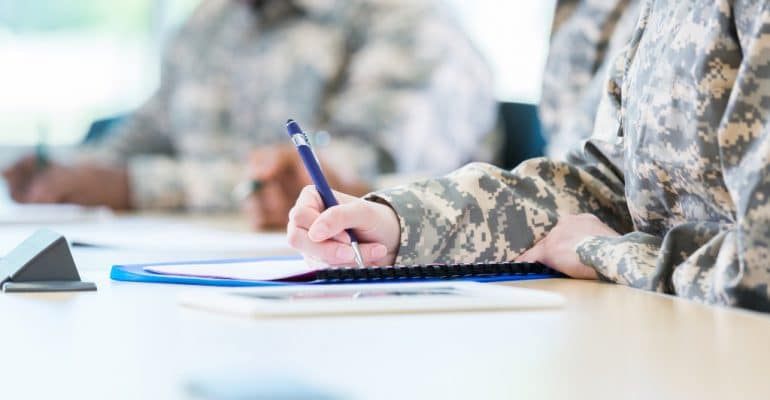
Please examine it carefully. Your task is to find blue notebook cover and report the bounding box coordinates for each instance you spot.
[110,255,558,287]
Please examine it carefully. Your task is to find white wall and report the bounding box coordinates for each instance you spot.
[446,0,556,103]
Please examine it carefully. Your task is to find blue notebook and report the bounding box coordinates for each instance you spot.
[110,255,560,287]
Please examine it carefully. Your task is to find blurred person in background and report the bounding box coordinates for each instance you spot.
[2,0,495,228]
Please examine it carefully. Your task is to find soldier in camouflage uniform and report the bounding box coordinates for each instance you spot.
[2,0,495,228]
[287,0,770,312]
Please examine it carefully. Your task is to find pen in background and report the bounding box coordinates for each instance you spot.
[36,121,49,171]
[284,119,366,268]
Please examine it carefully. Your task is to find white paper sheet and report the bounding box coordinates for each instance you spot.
[145,259,312,281]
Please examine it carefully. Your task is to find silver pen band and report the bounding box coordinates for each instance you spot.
[350,241,365,268]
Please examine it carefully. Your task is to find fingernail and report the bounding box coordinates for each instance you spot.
[309,223,329,241]
[371,245,387,259]
[336,246,354,261]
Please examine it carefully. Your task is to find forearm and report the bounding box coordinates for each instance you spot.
[367,157,631,265]
[575,219,770,311]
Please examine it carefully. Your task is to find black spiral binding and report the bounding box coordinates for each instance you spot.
[314,262,556,282]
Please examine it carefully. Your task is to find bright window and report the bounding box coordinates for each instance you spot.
[447,0,556,103]
[0,0,199,146]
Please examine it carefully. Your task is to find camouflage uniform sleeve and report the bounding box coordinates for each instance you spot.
[367,140,632,265]
[324,0,496,176]
[575,4,770,311]
[116,106,247,211]
[125,155,244,211]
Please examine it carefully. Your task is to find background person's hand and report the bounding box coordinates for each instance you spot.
[3,157,132,210]
[515,213,620,279]
[243,145,370,230]
[287,186,400,267]
[3,155,41,202]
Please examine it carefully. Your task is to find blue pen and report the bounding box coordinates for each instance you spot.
[285,119,366,268]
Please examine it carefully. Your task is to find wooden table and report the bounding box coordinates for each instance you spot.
[1,215,769,399]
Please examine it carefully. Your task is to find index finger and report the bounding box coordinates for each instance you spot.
[293,185,325,213]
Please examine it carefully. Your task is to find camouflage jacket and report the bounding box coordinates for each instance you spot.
[371,0,770,312]
[79,0,495,211]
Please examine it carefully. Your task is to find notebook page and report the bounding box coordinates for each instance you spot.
[144,259,315,282]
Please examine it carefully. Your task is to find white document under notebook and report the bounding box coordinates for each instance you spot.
[145,259,312,282]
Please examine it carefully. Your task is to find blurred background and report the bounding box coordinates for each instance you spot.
[0,0,555,147]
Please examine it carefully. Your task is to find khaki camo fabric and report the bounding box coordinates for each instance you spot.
[78,0,495,211]
[370,0,770,311]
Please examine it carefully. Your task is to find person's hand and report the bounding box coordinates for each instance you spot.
[515,213,620,279]
[243,145,370,230]
[3,157,132,210]
[287,186,401,267]
[3,155,40,203]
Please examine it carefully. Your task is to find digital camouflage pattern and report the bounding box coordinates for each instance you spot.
[540,0,641,159]
[78,0,495,211]
[371,0,770,312]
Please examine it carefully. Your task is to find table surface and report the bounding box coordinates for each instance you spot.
[1,215,769,400]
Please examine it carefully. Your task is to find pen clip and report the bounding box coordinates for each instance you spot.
[292,131,324,169]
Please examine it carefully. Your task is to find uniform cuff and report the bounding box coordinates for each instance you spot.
[576,233,661,287]
[127,156,185,210]
[364,188,428,266]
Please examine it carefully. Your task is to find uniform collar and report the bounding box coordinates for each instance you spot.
[249,0,337,22]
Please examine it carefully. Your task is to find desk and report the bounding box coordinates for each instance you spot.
[1,215,769,399]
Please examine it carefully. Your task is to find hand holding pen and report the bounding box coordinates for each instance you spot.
[284,119,400,267]
[287,185,401,268]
